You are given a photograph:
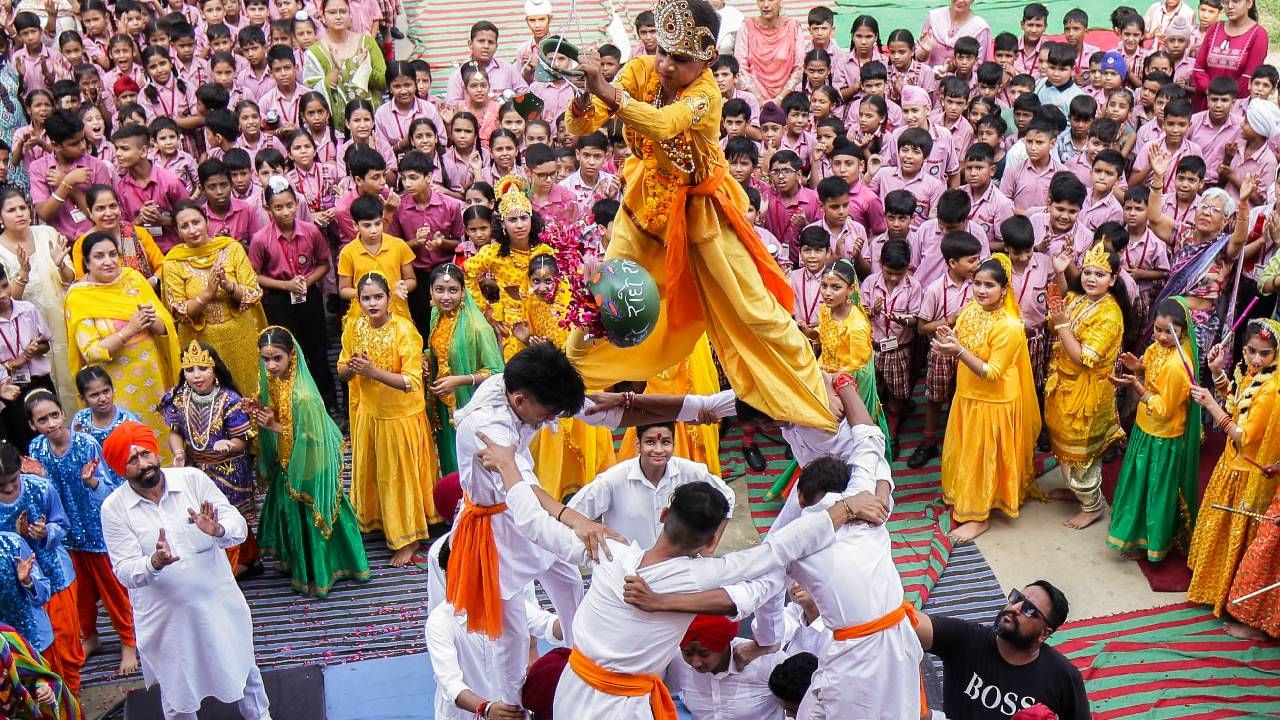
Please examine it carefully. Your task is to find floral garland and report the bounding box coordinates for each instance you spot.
[537,214,607,338]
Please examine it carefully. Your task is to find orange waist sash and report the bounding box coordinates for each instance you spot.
[832,600,928,719]
[567,646,677,719]
[444,494,508,639]
[664,164,796,331]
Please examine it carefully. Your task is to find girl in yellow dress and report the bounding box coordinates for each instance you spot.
[934,255,1042,543]
[614,335,722,475]
[1186,319,1280,621]
[520,254,617,501]
[1045,242,1131,530]
[814,259,891,451]
[463,176,554,360]
[161,201,268,399]
[338,271,439,566]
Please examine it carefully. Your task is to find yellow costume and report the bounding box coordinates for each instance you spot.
[565,54,834,432]
[616,335,722,476]
[1044,291,1125,512]
[64,267,180,451]
[463,242,555,360]
[336,233,416,321]
[340,313,440,548]
[1187,357,1280,615]
[939,262,1043,522]
[524,285,616,501]
[816,304,873,375]
[161,237,267,397]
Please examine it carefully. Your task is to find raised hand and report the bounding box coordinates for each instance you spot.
[1148,142,1170,180]
[187,500,222,536]
[1206,342,1228,373]
[49,235,69,269]
[15,554,34,585]
[151,528,180,569]
[1118,351,1143,373]
[80,459,99,489]
[1052,246,1074,275]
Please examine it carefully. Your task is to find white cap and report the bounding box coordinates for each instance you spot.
[524,0,552,16]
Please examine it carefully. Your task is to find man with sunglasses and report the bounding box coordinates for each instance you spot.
[915,580,1092,719]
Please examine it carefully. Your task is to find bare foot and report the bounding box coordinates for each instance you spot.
[81,633,101,658]
[948,521,989,544]
[389,542,420,567]
[1048,488,1076,502]
[117,645,139,676]
[1224,620,1270,641]
[1064,509,1104,529]
[1121,549,1145,561]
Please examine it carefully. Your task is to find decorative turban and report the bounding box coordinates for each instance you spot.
[1246,99,1280,141]
[1100,51,1127,81]
[1165,16,1192,39]
[521,647,571,718]
[102,421,159,478]
[898,85,930,109]
[112,75,140,96]
[680,614,739,653]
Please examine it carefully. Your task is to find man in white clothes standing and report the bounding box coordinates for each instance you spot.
[99,421,271,720]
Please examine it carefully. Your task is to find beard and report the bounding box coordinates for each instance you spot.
[133,465,163,490]
[993,610,1039,650]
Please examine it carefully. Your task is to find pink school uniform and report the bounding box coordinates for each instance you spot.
[205,197,269,245]
[804,217,868,260]
[999,156,1061,209]
[1188,111,1242,185]
[847,178,887,236]
[1011,251,1054,387]
[764,186,822,260]
[965,182,1015,243]
[1029,211,1093,259]
[28,154,114,239]
[790,267,824,328]
[1079,191,1124,234]
[116,164,191,251]
[861,231,915,276]
[374,98,445,150]
[918,273,972,403]
[913,218,989,287]
[862,270,922,399]
[869,166,945,230]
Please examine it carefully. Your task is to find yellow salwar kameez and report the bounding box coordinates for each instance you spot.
[340,314,440,548]
[564,55,835,432]
[72,226,164,281]
[1044,292,1125,512]
[463,243,554,360]
[939,301,1043,522]
[161,238,267,397]
[815,303,892,451]
[63,267,181,454]
[615,334,722,476]
[336,234,416,322]
[523,286,616,501]
[1187,364,1280,615]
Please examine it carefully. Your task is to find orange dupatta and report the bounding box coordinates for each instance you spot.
[444,495,508,638]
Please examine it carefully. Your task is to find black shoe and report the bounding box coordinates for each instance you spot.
[890,437,900,460]
[390,26,405,39]
[743,444,766,472]
[1036,431,1051,453]
[907,443,938,469]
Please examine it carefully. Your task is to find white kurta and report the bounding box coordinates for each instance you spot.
[673,637,787,720]
[569,456,736,549]
[502,480,837,719]
[101,467,258,714]
[735,426,923,720]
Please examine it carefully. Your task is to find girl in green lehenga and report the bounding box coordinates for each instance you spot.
[426,263,504,475]
[251,326,370,597]
[1106,296,1202,561]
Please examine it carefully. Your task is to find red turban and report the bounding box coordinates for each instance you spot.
[433,472,462,525]
[102,421,159,478]
[112,75,140,95]
[521,647,571,718]
[680,614,739,653]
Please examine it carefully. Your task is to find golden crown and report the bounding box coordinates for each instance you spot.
[180,340,215,369]
[654,0,716,62]
[1082,241,1112,274]
[495,174,533,219]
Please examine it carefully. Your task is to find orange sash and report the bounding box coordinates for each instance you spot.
[832,601,928,719]
[664,165,796,331]
[567,646,678,720]
[444,495,509,639]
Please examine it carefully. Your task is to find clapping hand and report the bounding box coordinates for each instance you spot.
[14,554,34,585]
[49,235,69,270]
[16,511,47,541]
[187,500,222,537]
[136,201,161,225]
[931,326,962,357]
[1118,352,1143,373]
[211,439,236,455]
[346,352,373,377]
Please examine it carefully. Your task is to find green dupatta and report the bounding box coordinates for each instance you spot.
[1171,296,1203,531]
[257,333,346,538]
[429,291,505,409]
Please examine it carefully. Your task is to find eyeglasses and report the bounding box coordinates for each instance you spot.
[1196,204,1227,217]
[532,170,558,181]
[769,168,796,177]
[1007,588,1045,622]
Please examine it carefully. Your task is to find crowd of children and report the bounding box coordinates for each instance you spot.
[0,0,1277,715]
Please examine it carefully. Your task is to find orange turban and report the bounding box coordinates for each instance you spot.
[102,421,159,478]
[680,615,739,653]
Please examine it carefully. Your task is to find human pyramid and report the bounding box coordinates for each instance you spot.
[0,0,1276,716]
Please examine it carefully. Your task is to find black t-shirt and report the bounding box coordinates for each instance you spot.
[929,614,1092,720]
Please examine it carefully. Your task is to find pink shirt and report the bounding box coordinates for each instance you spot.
[849,95,904,131]
[13,44,70,94]
[862,272,922,344]
[870,166,945,230]
[248,219,331,281]
[1080,191,1123,234]
[347,0,382,33]
[965,182,1015,243]
[175,56,211,89]
[1123,227,1172,299]
[918,273,972,324]
[375,98,445,150]
[724,89,761,123]
[1228,140,1279,202]
[116,163,191,251]
[804,217,868,260]
[259,84,306,129]
[156,151,200,195]
[334,187,389,245]
[0,300,53,378]
[861,232,913,276]
[445,57,528,104]
[1014,37,1044,77]
[789,267,824,327]
[913,218,988,287]
[999,156,1060,210]
[529,80,576,126]
[236,132,286,160]
[1029,211,1093,258]
[28,154,114,240]
[882,125,959,183]
[764,186,821,259]
[532,184,584,228]
[336,136,398,175]
[929,109,974,159]
[1131,137,1205,180]
[887,61,937,98]
[387,191,465,269]
[141,77,196,121]
[558,170,620,209]
[1011,252,1053,331]
[832,48,887,91]
[847,179,887,236]
[287,162,341,213]
[1188,111,1242,185]
[779,130,817,167]
[236,64,275,101]
[440,147,485,193]
[204,198,268,245]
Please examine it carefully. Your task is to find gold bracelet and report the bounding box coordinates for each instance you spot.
[1054,323,1069,330]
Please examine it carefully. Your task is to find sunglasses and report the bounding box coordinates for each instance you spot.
[1007,588,1045,622]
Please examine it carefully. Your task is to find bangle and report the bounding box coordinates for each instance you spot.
[556,506,568,523]
[622,390,635,411]
[1054,323,1069,331]
[832,372,856,392]
[1216,414,1232,431]
[474,701,489,718]
[50,191,65,203]
[1214,371,1230,386]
